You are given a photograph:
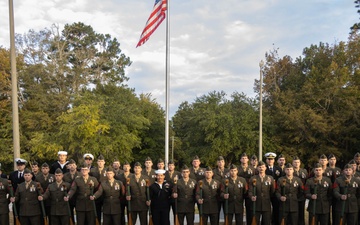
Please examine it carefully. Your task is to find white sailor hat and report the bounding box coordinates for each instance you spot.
[15,158,27,165]
[57,151,68,155]
[83,153,94,160]
[155,169,166,175]
[264,152,277,159]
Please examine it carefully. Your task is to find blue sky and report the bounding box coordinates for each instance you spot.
[0,0,357,116]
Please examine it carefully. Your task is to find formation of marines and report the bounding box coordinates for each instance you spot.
[2,151,360,225]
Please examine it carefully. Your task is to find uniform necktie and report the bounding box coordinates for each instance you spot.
[18,172,22,178]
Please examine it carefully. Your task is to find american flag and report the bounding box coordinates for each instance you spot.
[136,0,167,47]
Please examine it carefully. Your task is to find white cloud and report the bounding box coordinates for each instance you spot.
[0,0,357,116]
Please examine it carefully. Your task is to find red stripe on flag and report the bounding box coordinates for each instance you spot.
[136,0,167,47]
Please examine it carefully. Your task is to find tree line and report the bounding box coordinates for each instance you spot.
[1,22,360,172]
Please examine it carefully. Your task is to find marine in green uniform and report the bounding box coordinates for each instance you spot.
[248,161,276,225]
[221,164,248,225]
[333,164,360,225]
[304,163,332,225]
[292,156,308,225]
[11,169,42,225]
[126,162,149,225]
[276,163,304,225]
[39,168,71,225]
[92,167,125,225]
[172,165,196,225]
[65,163,99,225]
[196,166,221,225]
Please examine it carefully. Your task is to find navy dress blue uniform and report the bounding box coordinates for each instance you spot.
[149,176,172,225]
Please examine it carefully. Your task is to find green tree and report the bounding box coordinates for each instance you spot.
[0,47,24,171]
[258,37,360,167]
[12,22,132,163]
[172,91,259,167]
[132,93,165,163]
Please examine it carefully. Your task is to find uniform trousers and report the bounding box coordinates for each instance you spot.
[271,196,280,225]
[51,215,70,225]
[245,198,252,225]
[202,213,219,225]
[298,200,305,225]
[255,211,271,225]
[131,211,148,225]
[152,208,170,225]
[69,204,76,224]
[279,211,298,225]
[178,212,194,225]
[333,212,358,225]
[308,213,329,225]
[76,210,95,225]
[228,213,243,225]
[120,203,127,225]
[95,199,103,222]
[103,213,121,225]
[0,213,9,225]
[19,215,41,225]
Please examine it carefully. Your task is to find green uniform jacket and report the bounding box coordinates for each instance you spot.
[0,178,9,215]
[333,176,360,213]
[94,180,125,214]
[68,176,99,212]
[304,176,332,214]
[127,175,148,212]
[276,176,304,212]
[248,174,275,212]
[196,178,221,214]
[15,181,42,216]
[42,181,71,216]
[221,177,248,214]
[175,178,197,213]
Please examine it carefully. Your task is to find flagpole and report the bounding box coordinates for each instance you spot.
[9,0,21,170]
[259,60,264,161]
[164,0,170,169]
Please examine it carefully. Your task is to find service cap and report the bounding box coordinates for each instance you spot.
[83,153,94,160]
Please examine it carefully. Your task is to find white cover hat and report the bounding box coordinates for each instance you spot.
[155,169,166,174]
[83,153,94,160]
[58,151,68,155]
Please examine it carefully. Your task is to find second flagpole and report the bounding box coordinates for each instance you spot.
[165,0,170,169]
